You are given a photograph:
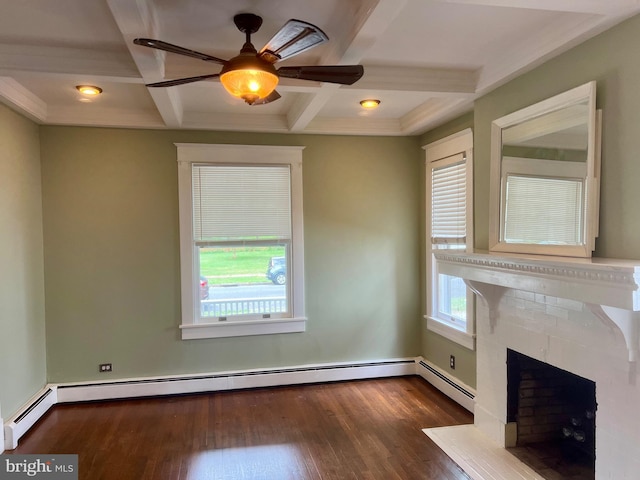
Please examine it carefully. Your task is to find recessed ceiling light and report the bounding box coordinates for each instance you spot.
[360,99,380,109]
[76,85,103,96]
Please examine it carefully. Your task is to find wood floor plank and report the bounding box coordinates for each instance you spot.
[8,376,473,479]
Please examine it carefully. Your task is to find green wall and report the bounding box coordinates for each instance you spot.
[0,104,47,418]
[40,128,423,382]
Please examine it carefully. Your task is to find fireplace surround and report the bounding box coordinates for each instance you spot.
[433,250,640,479]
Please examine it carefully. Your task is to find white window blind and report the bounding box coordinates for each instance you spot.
[431,154,467,245]
[192,164,291,242]
[504,175,583,245]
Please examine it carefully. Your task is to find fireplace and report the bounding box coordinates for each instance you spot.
[432,250,640,479]
[506,349,596,478]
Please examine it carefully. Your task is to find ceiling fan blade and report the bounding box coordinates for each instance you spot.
[277,65,364,85]
[258,19,328,63]
[251,90,282,106]
[146,73,220,88]
[134,38,227,65]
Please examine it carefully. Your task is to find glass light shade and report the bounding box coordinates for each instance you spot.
[76,85,102,95]
[360,99,380,109]
[220,69,279,104]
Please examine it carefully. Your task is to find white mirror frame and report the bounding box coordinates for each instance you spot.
[489,81,601,257]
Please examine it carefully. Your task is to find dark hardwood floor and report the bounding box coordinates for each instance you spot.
[8,376,473,479]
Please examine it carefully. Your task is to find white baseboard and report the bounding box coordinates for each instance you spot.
[5,358,416,450]
[416,357,476,413]
[4,357,475,451]
[55,358,417,403]
[4,387,57,450]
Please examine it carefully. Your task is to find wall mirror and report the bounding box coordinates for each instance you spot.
[489,81,601,257]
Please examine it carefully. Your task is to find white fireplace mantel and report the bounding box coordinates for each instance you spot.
[434,250,640,362]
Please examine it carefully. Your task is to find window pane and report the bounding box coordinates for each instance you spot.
[437,273,467,324]
[431,156,466,244]
[199,245,288,319]
[192,165,291,242]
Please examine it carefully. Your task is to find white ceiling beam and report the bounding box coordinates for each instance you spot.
[182,111,290,133]
[348,65,478,95]
[45,105,165,129]
[303,116,402,136]
[431,0,640,15]
[107,0,183,127]
[287,0,409,132]
[319,0,410,65]
[287,87,339,132]
[0,44,139,80]
[0,77,47,123]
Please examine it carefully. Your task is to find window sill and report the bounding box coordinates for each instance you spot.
[425,315,476,350]
[180,317,306,340]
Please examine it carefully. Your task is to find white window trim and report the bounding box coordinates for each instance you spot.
[176,143,306,339]
[423,129,475,350]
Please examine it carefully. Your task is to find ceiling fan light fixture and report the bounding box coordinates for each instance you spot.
[220,52,279,105]
[360,99,380,109]
[76,85,102,96]
[220,68,279,104]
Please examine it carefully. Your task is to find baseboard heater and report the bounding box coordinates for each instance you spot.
[5,357,474,451]
[416,359,475,413]
[55,359,417,404]
[3,358,418,451]
[4,388,57,451]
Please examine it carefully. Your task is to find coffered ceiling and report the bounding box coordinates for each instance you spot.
[1,0,639,136]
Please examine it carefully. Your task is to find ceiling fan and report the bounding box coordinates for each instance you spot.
[134,13,364,105]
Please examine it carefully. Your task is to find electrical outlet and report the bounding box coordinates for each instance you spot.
[449,355,456,370]
[99,363,112,372]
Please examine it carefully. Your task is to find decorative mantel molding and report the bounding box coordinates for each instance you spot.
[435,250,640,361]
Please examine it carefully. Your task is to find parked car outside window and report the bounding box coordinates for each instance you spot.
[266,256,286,285]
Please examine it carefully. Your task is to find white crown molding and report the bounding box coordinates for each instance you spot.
[476,10,639,95]
[400,97,473,135]
[0,77,47,122]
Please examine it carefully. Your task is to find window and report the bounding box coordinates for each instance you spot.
[424,129,475,350]
[176,144,306,339]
